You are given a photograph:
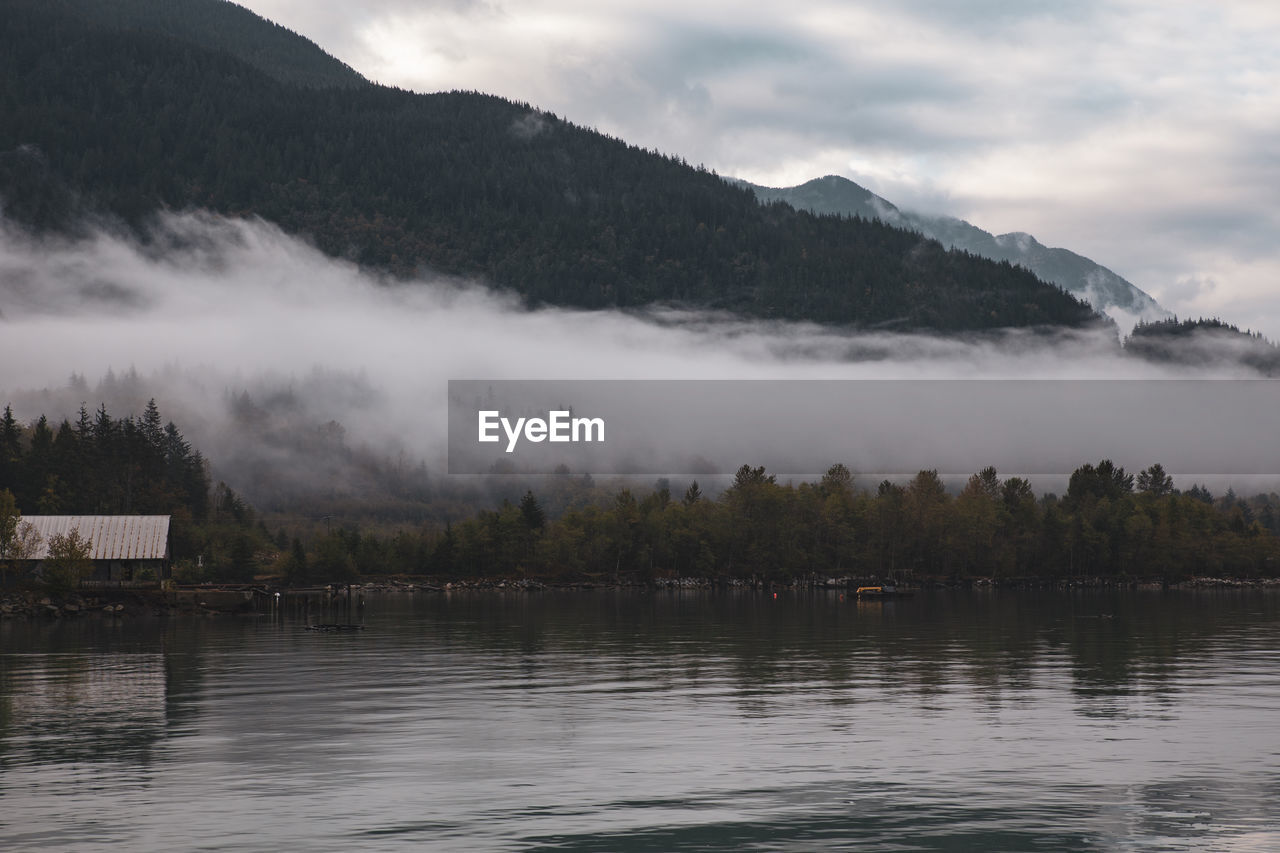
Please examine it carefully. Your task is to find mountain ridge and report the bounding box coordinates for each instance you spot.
[0,0,1103,333]
[741,175,1168,324]
[57,0,367,89]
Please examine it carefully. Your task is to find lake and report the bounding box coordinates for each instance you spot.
[2,589,1279,851]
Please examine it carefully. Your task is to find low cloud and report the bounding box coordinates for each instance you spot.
[1,212,1273,508]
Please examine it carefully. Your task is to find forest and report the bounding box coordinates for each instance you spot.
[0,402,256,578]
[2,403,1278,586]
[1125,317,1280,374]
[0,0,1103,333]
[400,463,1280,585]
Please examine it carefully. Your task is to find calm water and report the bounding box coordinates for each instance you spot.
[2,590,1279,851]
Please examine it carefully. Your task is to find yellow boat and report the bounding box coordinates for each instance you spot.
[855,585,912,599]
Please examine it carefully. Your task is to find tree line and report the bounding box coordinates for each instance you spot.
[5,398,1277,585]
[279,461,1280,586]
[0,401,259,578]
[0,401,208,519]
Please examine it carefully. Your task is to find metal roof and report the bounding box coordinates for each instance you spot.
[18,516,171,561]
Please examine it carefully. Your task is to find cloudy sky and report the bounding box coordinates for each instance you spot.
[233,0,1280,337]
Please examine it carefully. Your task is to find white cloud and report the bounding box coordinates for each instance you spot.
[5,213,1274,497]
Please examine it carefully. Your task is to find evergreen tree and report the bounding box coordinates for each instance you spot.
[285,537,309,585]
[0,406,21,491]
[1136,463,1174,497]
[519,490,546,531]
[228,534,257,582]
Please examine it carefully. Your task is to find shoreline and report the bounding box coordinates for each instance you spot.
[3,574,1280,619]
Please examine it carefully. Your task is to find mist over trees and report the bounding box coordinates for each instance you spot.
[1125,317,1280,374]
[4,396,1277,584]
[0,0,1102,333]
[3,4,1278,587]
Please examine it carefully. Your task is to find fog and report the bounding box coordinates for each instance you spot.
[1,211,1274,507]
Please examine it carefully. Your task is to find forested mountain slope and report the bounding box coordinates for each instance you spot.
[47,0,367,89]
[0,0,1102,332]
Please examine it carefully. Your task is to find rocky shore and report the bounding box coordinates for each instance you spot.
[3,574,1278,619]
[1,591,145,619]
[357,574,1280,593]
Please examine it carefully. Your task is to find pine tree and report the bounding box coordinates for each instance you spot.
[519,490,545,531]
[0,405,21,480]
[1136,463,1174,497]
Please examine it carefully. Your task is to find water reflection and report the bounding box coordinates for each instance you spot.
[391,589,1280,711]
[1,590,1278,851]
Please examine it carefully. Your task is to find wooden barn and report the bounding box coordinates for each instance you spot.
[16,515,171,583]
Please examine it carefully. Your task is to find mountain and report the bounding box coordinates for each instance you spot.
[1124,318,1280,375]
[0,0,1103,333]
[742,175,1168,322]
[60,0,367,89]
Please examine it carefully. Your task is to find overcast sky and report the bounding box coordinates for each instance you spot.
[236,0,1280,337]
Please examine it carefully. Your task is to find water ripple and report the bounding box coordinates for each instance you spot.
[2,590,1279,850]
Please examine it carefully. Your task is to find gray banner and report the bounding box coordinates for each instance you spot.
[447,379,1280,477]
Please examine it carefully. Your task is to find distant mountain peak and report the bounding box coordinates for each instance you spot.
[994,232,1038,250]
[741,175,1169,325]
